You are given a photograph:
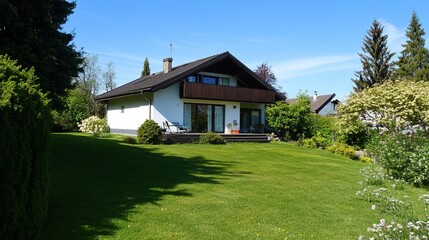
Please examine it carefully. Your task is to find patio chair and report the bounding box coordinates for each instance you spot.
[171,121,188,133]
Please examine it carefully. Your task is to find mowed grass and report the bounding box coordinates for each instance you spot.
[41,133,378,239]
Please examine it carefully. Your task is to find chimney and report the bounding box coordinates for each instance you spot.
[313,91,318,102]
[163,58,173,73]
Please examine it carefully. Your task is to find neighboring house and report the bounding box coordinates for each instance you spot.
[95,51,285,135]
[286,91,339,116]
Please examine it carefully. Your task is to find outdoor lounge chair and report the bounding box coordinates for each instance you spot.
[164,121,188,133]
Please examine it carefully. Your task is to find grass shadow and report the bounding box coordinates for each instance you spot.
[40,133,232,239]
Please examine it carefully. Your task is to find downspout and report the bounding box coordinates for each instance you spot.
[141,90,151,120]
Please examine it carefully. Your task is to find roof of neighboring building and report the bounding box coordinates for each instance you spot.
[286,93,337,113]
[95,51,285,101]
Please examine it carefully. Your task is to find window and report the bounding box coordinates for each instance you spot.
[201,75,217,85]
[186,75,197,82]
[221,78,230,86]
[183,103,225,133]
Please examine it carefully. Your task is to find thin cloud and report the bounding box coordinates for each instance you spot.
[88,50,159,65]
[379,19,406,54]
[272,54,358,80]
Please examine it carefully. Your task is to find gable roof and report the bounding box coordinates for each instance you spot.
[286,93,336,113]
[95,51,285,101]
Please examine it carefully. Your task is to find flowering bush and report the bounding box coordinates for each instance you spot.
[359,218,429,240]
[356,165,429,239]
[78,116,109,137]
[374,133,429,187]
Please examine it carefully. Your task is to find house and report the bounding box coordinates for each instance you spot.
[95,51,285,135]
[286,91,339,116]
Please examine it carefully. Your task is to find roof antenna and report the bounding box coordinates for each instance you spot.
[169,43,173,58]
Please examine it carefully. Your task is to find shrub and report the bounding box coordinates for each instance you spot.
[199,132,226,144]
[302,138,317,148]
[137,120,162,144]
[123,136,137,144]
[359,156,373,163]
[78,115,109,137]
[0,55,52,239]
[327,142,358,160]
[374,133,429,187]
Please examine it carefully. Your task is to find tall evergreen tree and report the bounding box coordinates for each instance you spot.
[396,12,429,81]
[0,0,83,109]
[141,57,151,76]
[352,20,395,92]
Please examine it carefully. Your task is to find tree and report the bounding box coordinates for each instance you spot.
[266,92,312,140]
[141,57,151,77]
[396,12,429,81]
[53,55,114,131]
[255,62,277,87]
[352,20,395,92]
[337,80,429,136]
[0,55,51,239]
[0,0,83,109]
[102,62,116,92]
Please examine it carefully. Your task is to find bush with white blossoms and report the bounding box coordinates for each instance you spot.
[78,115,109,137]
[357,165,429,239]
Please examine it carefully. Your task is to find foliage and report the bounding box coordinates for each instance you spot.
[0,55,52,239]
[122,136,137,144]
[302,138,318,148]
[0,0,83,109]
[198,132,226,144]
[352,20,395,92]
[254,62,277,87]
[54,55,115,131]
[356,165,429,239]
[78,116,109,137]
[372,133,429,187]
[359,156,373,164]
[266,92,312,140]
[141,57,151,77]
[137,120,162,144]
[337,80,429,137]
[396,12,429,81]
[102,62,116,92]
[327,142,358,160]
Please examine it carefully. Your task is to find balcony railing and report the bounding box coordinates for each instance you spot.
[180,82,275,103]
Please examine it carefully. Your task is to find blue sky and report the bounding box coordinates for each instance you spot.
[64,0,429,100]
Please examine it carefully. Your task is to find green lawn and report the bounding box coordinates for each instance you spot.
[41,133,380,239]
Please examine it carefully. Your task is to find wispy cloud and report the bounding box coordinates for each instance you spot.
[272,54,358,81]
[379,19,406,54]
[86,50,160,66]
[80,10,112,24]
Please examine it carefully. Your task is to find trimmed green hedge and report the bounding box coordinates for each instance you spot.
[0,55,52,239]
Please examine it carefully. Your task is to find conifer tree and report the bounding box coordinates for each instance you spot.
[141,57,151,76]
[396,12,429,81]
[352,20,395,92]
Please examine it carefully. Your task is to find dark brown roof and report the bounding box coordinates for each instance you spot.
[95,51,285,101]
[286,94,336,113]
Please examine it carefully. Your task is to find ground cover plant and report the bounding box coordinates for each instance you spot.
[40,133,426,239]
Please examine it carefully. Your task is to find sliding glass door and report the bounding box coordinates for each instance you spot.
[183,103,225,133]
[240,109,261,133]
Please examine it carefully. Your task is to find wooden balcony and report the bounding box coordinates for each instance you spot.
[180,82,275,103]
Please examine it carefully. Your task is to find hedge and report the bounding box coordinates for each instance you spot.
[0,55,51,239]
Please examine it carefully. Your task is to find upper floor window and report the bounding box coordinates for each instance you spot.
[185,74,231,86]
[201,75,217,85]
[186,75,197,83]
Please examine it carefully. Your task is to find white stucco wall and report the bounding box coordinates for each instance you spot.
[318,102,336,116]
[107,95,150,134]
